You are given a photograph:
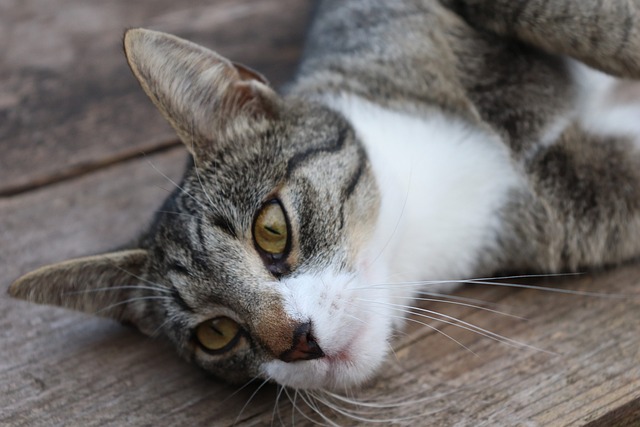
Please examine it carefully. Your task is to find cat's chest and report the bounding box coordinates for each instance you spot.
[326,95,524,281]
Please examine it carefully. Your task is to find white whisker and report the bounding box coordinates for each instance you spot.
[359,272,585,290]
[284,388,322,427]
[461,278,631,298]
[271,385,285,427]
[149,317,172,338]
[409,296,525,319]
[361,299,554,354]
[146,158,205,210]
[299,391,341,427]
[416,290,512,310]
[233,377,271,426]
[110,264,174,294]
[157,210,203,221]
[220,377,259,406]
[322,388,443,409]
[360,306,476,355]
[63,285,172,296]
[371,167,413,265]
[310,390,419,424]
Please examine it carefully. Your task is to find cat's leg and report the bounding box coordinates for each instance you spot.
[445,0,640,79]
[514,123,640,273]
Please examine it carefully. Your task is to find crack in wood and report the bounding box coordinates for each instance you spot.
[0,140,183,198]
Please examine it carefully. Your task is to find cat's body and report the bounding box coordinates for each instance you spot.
[10,0,640,396]
[297,0,640,277]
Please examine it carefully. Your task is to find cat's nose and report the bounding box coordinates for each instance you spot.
[278,321,324,363]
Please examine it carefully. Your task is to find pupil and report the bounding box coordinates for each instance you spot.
[265,225,281,235]
[210,324,223,336]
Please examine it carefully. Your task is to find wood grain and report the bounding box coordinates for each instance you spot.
[0,0,312,196]
[2,0,640,425]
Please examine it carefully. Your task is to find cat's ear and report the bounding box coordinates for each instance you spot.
[8,249,157,334]
[123,28,279,158]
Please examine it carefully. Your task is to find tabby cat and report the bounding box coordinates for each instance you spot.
[9,0,640,395]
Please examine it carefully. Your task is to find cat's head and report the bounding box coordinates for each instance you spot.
[9,29,400,391]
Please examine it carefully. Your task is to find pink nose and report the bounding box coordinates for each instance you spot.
[278,321,324,363]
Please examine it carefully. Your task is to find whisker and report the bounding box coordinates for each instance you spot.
[470,272,585,281]
[193,162,216,210]
[310,390,419,424]
[157,210,203,221]
[360,306,476,355]
[299,391,341,427]
[220,377,259,406]
[343,313,367,324]
[291,389,297,427]
[361,275,634,299]
[460,278,632,298]
[93,295,172,315]
[149,317,173,338]
[153,184,174,196]
[322,388,445,409]
[110,265,173,294]
[371,168,413,265]
[283,388,322,427]
[233,377,271,426]
[359,272,585,290]
[362,299,553,354]
[416,290,513,310]
[63,285,172,296]
[408,296,525,319]
[271,385,285,427]
[187,118,220,214]
[146,157,205,210]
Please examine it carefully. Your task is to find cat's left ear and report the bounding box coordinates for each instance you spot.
[8,250,157,335]
[123,28,279,159]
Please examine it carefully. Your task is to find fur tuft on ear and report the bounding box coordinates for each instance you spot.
[123,28,279,158]
[8,250,156,333]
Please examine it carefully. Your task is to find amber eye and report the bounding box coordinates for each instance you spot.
[195,317,242,353]
[253,200,288,255]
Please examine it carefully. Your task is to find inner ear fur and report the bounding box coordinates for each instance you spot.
[8,249,156,333]
[123,28,279,158]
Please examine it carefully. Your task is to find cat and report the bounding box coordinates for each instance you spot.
[9,0,640,403]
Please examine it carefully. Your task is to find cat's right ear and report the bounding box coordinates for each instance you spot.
[123,28,279,158]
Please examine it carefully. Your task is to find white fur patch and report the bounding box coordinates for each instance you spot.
[571,60,640,149]
[327,95,523,285]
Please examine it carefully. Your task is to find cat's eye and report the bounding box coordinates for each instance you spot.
[253,200,289,256]
[195,317,242,353]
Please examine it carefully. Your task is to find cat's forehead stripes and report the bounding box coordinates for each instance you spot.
[341,144,367,199]
[170,287,194,313]
[285,124,350,178]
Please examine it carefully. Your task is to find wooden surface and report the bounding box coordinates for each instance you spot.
[1,1,639,426]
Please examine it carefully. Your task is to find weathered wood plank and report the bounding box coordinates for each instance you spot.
[2,0,640,425]
[0,0,312,195]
